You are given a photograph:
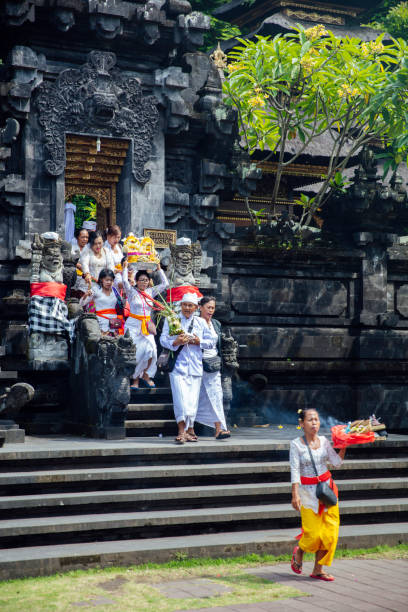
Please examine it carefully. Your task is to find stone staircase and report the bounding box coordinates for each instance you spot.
[125,386,175,437]
[0,431,407,580]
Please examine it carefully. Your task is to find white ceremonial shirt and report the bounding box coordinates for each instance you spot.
[122,267,169,323]
[104,240,123,266]
[160,314,214,377]
[290,435,343,513]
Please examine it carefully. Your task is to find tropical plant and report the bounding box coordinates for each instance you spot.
[189,0,243,52]
[223,25,408,231]
[366,1,408,40]
[70,194,97,229]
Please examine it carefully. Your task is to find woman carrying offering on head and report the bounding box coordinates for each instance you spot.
[290,408,346,582]
[80,269,121,336]
[122,259,169,388]
[160,293,214,444]
[79,230,115,292]
[195,296,230,440]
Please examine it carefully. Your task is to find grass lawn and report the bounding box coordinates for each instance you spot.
[0,544,407,612]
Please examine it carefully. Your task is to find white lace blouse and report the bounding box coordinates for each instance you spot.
[78,247,115,291]
[79,287,117,332]
[201,320,218,358]
[122,267,169,332]
[290,435,343,513]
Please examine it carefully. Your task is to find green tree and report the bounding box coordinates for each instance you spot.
[223,25,408,230]
[189,0,242,51]
[366,1,408,40]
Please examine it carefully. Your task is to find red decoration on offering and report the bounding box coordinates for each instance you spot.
[331,424,375,448]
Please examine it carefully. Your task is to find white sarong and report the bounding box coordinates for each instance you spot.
[169,373,202,429]
[196,370,226,430]
[125,324,157,379]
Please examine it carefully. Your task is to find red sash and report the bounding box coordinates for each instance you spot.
[30,282,67,301]
[95,309,124,335]
[166,285,203,303]
[300,470,338,515]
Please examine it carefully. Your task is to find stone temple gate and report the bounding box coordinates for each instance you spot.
[2,1,408,436]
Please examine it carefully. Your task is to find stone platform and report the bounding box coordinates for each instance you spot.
[0,427,407,580]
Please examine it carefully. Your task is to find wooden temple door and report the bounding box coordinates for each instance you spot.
[64,134,129,231]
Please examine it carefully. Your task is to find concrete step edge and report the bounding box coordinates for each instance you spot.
[1,478,407,509]
[2,498,408,536]
[1,458,408,484]
[127,404,173,410]
[1,439,407,462]
[125,420,175,427]
[1,522,407,579]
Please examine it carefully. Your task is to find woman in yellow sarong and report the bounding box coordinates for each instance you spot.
[290,408,346,581]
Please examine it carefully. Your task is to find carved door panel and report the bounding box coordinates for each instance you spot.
[97,203,110,231]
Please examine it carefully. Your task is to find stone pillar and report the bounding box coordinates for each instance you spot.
[355,232,398,327]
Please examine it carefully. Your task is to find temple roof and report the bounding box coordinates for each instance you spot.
[215,0,385,51]
[215,0,377,26]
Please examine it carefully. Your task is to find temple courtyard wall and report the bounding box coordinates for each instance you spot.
[220,240,408,430]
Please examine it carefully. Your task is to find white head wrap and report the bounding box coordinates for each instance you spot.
[180,292,199,305]
[82,221,97,231]
[176,237,191,246]
[41,231,59,241]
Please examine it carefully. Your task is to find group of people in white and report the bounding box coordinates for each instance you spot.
[71,223,230,443]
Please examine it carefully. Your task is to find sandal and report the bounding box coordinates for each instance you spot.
[174,434,186,445]
[185,432,198,442]
[310,573,334,582]
[140,377,156,388]
[215,431,231,440]
[291,545,302,575]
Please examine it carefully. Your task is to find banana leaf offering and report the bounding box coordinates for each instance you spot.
[137,290,183,336]
[332,415,387,448]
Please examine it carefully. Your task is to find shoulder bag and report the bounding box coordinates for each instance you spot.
[202,355,221,373]
[303,436,338,508]
[112,286,125,316]
[202,319,222,373]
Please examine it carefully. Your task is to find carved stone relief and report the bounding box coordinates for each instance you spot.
[35,50,159,184]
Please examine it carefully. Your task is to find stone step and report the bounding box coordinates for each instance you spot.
[129,387,172,404]
[1,432,406,469]
[1,498,407,547]
[0,370,18,380]
[127,403,173,417]
[1,458,407,492]
[1,522,406,580]
[125,419,176,436]
[125,419,175,428]
[0,477,406,516]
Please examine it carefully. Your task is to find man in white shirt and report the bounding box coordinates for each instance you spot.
[160,293,213,444]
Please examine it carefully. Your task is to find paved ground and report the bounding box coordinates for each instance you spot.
[1,424,399,453]
[176,559,408,612]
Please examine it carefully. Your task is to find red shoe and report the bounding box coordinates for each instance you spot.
[310,573,334,582]
[291,545,302,574]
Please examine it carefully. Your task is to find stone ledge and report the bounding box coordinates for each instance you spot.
[0,523,406,580]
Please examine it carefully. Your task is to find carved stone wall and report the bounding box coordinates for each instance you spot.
[221,241,408,430]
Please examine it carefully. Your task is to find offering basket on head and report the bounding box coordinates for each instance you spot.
[122,233,160,271]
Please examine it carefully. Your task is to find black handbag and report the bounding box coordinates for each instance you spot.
[202,355,222,372]
[303,436,338,508]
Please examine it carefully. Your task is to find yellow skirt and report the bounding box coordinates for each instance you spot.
[298,503,340,567]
